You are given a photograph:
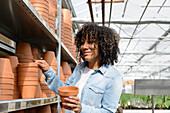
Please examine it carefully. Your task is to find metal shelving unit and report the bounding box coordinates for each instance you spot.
[0,0,77,112]
[0,0,77,65]
[0,97,57,113]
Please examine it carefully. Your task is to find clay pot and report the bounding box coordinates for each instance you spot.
[35,84,43,98]
[0,89,13,94]
[18,80,38,86]
[0,78,14,84]
[58,86,79,109]
[51,91,56,97]
[43,51,57,65]
[19,85,37,99]
[62,9,72,26]
[0,72,14,78]
[0,95,13,100]
[31,48,41,60]
[18,62,38,68]
[60,66,66,82]
[0,84,14,89]
[0,58,13,73]
[18,68,39,73]
[18,76,38,81]
[6,56,19,73]
[16,42,33,59]
[61,62,72,75]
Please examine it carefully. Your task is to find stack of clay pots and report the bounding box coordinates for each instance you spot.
[43,51,57,97]
[29,0,49,24]
[61,61,72,81]
[18,63,39,99]
[31,48,43,98]
[16,42,33,63]
[0,58,14,100]
[6,56,20,99]
[60,10,64,42]
[49,0,57,32]
[62,9,72,51]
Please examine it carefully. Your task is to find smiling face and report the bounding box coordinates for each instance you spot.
[80,38,100,63]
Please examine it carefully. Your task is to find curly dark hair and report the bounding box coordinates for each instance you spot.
[75,23,120,66]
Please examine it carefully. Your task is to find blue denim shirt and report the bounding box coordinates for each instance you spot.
[43,62,123,113]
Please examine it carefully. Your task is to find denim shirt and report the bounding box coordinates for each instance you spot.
[43,62,123,113]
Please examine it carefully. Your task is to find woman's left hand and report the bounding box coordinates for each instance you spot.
[62,96,82,113]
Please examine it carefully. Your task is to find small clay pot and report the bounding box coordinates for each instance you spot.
[43,51,57,65]
[0,58,13,73]
[32,48,41,60]
[6,56,19,73]
[16,42,33,59]
[58,86,79,107]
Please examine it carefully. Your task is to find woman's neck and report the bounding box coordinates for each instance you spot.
[87,59,100,70]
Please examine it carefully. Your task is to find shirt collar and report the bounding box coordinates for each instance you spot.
[79,61,109,75]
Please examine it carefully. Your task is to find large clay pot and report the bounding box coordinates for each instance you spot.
[58,86,79,110]
[0,95,13,100]
[35,83,43,98]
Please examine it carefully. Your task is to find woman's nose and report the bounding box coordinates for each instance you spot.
[82,41,88,49]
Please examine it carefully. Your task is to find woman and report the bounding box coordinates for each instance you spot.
[36,23,123,113]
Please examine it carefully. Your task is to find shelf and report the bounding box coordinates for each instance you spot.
[0,97,58,113]
[0,0,77,65]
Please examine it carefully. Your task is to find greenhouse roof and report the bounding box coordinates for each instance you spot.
[71,0,170,80]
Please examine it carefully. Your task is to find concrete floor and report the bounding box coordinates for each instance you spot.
[123,110,170,113]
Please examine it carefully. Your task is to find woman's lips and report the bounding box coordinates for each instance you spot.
[83,52,91,55]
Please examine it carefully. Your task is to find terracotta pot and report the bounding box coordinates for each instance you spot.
[0,89,13,94]
[18,62,38,68]
[31,48,41,60]
[13,90,20,95]
[18,58,33,63]
[61,62,72,75]
[62,9,72,26]
[60,66,66,82]
[36,105,51,113]
[35,84,43,98]
[0,58,13,73]
[42,89,51,97]
[43,51,57,65]
[18,76,38,81]
[16,42,33,59]
[18,80,38,86]
[0,78,14,84]
[0,72,14,78]
[19,85,37,99]
[18,72,39,78]
[13,94,20,99]
[0,95,13,100]
[18,68,39,73]
[0,83,14,89]
[6,56,19,73]
[58,86,79,107]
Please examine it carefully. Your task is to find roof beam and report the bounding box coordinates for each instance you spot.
[102,0,105,26]
[87,0,94,22]
[71,18,170,24]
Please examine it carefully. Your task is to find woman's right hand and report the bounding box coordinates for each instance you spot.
[34,60,50,72]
